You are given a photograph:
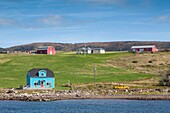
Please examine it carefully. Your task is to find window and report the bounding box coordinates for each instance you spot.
[34,82,38,85]
[47,82,51,85]
[38,70,47,77]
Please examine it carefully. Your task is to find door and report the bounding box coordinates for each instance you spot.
[50,51,52,54]
[40,80,44,87]
[139,49,144,53]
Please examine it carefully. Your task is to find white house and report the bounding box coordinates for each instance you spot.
[76,47,105,54]
[76,47,92,54]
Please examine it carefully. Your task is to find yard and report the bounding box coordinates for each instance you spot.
[0,52,159,89]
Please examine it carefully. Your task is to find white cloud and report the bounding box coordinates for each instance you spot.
[131,31,170,38]
[0,18,16,26]
[86,0,124,3]
[156,16,170,22]
[40,15,63,25]
[66,11,143,18]
[72,0,126,5]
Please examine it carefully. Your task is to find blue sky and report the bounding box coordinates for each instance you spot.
[0,0,170,47]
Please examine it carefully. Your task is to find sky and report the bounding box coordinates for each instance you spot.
[0,0,170,47]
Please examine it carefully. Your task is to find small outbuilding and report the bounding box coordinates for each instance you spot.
[26,68,55,89]
[36,46,56,54]
[91,48,105,54]
[0,48,9,54]
[130,45,158,53]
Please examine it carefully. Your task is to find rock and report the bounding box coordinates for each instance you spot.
[139,89,143,92]
[76,93,81,97]
[125,89,129,92]
[155,88,161,92]
[6,89,15,93]
[164,89,169,92]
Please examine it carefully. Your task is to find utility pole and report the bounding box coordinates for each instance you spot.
[85,45,86,56]
[94,64,96,87]
[120,46,122,57]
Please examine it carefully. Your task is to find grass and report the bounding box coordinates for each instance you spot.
[0,52,154,89]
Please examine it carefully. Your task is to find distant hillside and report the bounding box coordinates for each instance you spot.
[5,41,170,52]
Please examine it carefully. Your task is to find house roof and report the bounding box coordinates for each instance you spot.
[92,48,105,50]
[27,68,54,78]
[78,47,92,50]
[78,47,105,51]
[36,46,49,50]
[131,45,156,49]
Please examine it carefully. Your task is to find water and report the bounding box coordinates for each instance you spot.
[0,99,170,113]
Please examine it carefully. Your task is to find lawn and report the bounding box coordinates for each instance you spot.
[0,52,154,89]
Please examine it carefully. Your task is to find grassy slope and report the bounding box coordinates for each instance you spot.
[0,52,153,88]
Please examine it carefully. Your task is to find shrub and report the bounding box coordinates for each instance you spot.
[132,61,138,63]
[159,71,170,86]
[148,60,152,63]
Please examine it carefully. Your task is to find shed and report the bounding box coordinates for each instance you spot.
[26,68,55,89]
[91,48,105,54]
[36,46,56,54]
[0,48,9,54]
[130,45,158,53]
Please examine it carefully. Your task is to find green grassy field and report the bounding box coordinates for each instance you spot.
[0,52,154,89]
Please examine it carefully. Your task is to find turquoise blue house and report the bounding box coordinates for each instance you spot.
[26,68,55,89]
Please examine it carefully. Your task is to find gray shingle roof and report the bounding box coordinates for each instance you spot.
[27,68,54,78]
[78,47,92,51]
[36,46,49,50]
[92,48,105,50]
[78,47,105,51]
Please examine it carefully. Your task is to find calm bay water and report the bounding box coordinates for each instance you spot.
[0,99,170,113]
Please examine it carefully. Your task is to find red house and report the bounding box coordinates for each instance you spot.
[130,45,158,53]
[36,46,56,54]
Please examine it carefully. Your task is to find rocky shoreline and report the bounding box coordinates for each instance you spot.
[0,89,170,101]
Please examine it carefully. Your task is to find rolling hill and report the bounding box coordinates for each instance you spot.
[4,41,170,52]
